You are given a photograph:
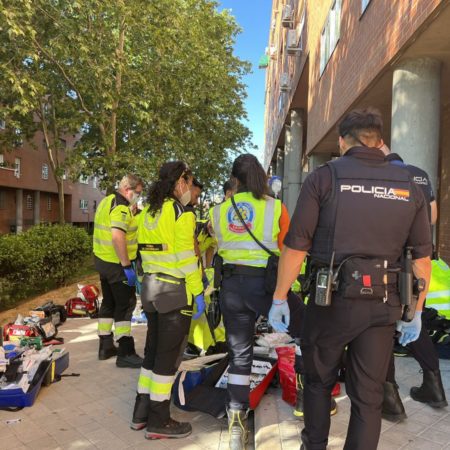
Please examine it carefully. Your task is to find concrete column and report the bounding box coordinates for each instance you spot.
[391,57,441,191]
[16,189,23,233]
[285,109,303,215]
[309,153,330,171]
[33,191,40,225]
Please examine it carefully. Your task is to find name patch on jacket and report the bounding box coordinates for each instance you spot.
[227,202,254,233]
[340,185,410,202]
[138,243,168,252]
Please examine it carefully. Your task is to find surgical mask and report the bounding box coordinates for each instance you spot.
[129,191,140,205]
[178,182,192,206]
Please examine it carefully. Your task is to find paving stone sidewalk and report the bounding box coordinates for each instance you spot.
[255,355,450,449]
[0,319,254,450]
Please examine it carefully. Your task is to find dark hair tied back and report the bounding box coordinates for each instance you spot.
[147,161,191,214]
[231,154,268,200]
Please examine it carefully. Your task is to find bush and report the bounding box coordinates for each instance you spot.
[0,224,92,309]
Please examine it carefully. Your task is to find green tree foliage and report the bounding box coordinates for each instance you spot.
[0,0,253,197]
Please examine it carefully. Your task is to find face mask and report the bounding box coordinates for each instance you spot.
[129,191,140,205]
[178,182,192,206]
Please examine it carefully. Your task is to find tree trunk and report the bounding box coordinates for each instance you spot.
[56,178,65,224]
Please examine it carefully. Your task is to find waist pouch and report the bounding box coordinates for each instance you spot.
[338,257,396,301]
[265,255,279,295]
[141,273,187,313]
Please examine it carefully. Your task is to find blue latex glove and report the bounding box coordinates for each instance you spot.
[123,265,136,287]
[268,299,290,333]
[396,311,422,346]
[193,293,206,320]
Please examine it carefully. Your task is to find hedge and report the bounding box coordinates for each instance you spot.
[0,224,92,309]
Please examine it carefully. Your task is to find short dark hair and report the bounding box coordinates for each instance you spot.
[338,108,383,140]
[223,179,234,195]
[192,178,203,190]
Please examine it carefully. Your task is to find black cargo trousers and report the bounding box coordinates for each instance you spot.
[300,290,402,450]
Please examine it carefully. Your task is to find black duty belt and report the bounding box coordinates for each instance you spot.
[223,264,265,278]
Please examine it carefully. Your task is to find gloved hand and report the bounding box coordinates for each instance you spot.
[396,311,422,346]
[202,273,209,290]
[268,299,290,333]
[123,265,136,287]
[193,293,206,320]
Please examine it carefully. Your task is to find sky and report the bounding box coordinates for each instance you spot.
[217,0,273,162]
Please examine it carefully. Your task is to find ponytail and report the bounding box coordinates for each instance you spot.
[231,154,268,200]
[147,161,191,215]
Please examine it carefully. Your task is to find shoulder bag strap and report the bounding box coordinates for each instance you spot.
[230,196,275,257]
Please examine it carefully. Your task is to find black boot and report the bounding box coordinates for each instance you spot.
[410,369,448,408]
[145,400,192,439]
[293,374,337,419]
[130,393,150,430]
[116,336,143,368]
[293,373,304,418]
[98,334,117,360]
[227,408,249,450]
[382,382,407,422]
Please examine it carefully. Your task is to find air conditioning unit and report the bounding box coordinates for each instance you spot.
[280,73,290,92]
[282,4,294,28]
[287,29,302,56]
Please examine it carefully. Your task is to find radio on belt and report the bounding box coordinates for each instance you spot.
[315,251,336,307]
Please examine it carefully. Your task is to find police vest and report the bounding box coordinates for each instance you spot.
[210,192,281,267]
[137,199,202,294]
[310,154,417,266]
[93,193,136,263]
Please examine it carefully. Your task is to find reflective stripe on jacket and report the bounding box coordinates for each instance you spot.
[209,192,281,267]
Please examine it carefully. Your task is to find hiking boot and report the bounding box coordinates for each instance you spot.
[410,369,448,408]
[130,393,150,430]
[382,382,407,422]
[116,336,143,368]
[145,418,192,440]
[227,408,249,450]
[98,334,117,360]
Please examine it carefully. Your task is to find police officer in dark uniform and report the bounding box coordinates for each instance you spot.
[270,109,432,450]
[381,148,447,420]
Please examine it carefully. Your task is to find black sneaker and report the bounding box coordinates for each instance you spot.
[116,353,143,368]
[145,418,192,440]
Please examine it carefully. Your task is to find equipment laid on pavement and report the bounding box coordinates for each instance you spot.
[30,301,67,327]
[65,284,100,318]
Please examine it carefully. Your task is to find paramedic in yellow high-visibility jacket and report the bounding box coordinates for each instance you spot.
[130,161,204,441]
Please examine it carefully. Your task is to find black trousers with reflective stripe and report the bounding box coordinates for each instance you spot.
[219,274,272,409]
[99,277,136,325]
[142,306,192,376]
[300,293,402,450]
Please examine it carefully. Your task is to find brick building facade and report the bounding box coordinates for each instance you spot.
[263,0,450,262]
[0,130,104,234]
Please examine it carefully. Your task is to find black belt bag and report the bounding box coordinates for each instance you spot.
[337,257,397,301]
[141,273,187,313]
[231,197,279,294]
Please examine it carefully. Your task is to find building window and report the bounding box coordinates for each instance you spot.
[93,176,98,189]
[320,0,342,75]
[0,119,5,130]
[14,157,21,178]
[42,164,49,180]
[93,200,97,211]
[26,194,33,210]
[0,190,5,210]
[79,175,89,184]
[0,154,4,166]
[47,196,52,211]
[361,0,371,13]
[63,169,67,180]
[80,199,88,210]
